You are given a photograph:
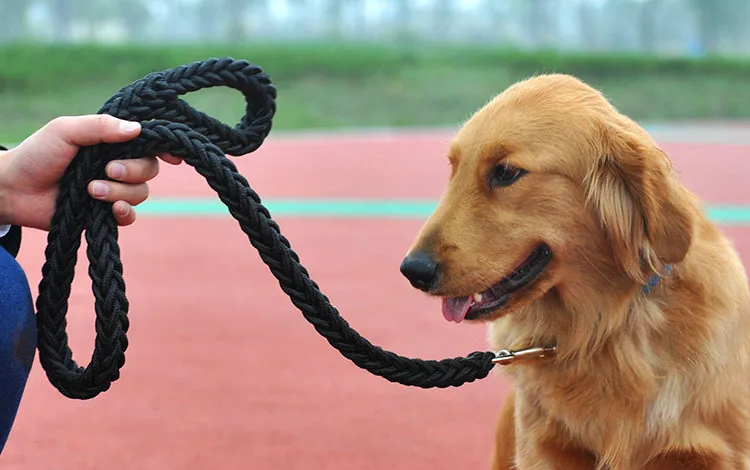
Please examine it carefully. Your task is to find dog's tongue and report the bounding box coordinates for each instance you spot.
[442,296,472,323]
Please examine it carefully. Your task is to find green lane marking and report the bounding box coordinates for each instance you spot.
[706,205,750,225]
[136,198,750,225]
[138,198,439,218]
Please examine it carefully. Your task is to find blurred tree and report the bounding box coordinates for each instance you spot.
[50,0,72,41]
[246,0,271,37]
[196,0,224,41]
[688,0,723,53]
[286,0,308,12]
[0,0,26,41]
[324,0,344,39]
[520,0,555,48]
[393,0,413,40]
[116,0,151,39]
[686,0,747,54]
[738,0,750,53]
[285,0,309,38]
[433,0,453,40]
[224,0,250,42]
[638,0,665,53]
[577,0,601,51]
[47,0,106,40]
[483,0,503,38]
[350,0,367,39]
[0,0,747,55]
[45,0,152,41]
[603,0,637,51]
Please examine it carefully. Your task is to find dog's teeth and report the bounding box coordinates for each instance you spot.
[473,293,483,303]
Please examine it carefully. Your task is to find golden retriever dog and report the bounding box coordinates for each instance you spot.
[399,74,750,469]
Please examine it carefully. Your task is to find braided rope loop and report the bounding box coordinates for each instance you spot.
[36,58,496,400]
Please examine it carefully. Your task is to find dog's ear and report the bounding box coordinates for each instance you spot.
[584,122,695,283]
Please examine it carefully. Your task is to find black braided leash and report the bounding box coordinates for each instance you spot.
[35,58,497,400]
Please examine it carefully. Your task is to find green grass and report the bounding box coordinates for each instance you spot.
[2,42,750,142]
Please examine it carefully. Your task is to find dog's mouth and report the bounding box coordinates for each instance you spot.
[441,244,552,323]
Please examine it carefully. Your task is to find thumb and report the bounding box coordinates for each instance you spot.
[27,114,142,158]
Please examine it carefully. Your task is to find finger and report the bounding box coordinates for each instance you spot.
[88,180,149,206]
[106,157,159,183]
[42,114,141,148]
[112,201,136,227]
[157,153,183,165]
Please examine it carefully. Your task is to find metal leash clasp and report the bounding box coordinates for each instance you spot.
[491,345,557,366]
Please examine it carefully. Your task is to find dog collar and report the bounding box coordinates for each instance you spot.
[491,264,674,367]
[642,264,673,295]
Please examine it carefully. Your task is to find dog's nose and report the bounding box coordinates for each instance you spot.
[400,251,439,291]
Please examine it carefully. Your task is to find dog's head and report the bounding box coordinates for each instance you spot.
[400,74,695,324]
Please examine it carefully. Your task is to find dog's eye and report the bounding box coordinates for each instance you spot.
[490,164,527,188]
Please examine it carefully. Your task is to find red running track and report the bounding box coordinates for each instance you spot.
[145,131,750,203]
[3,131,750,469]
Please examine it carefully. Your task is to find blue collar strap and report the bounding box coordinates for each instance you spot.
[641,264,673,295]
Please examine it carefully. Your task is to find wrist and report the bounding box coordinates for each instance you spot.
[0,147,15,226]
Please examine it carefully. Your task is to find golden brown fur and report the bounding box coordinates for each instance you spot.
[404,74,750,469]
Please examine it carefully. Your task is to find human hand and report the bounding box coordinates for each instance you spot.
[0,114,182,231]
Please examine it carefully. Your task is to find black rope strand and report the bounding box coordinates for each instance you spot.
[35,58,497,400]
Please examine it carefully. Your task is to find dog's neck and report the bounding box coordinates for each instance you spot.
[493,264,674,367]
[640,264,673,295]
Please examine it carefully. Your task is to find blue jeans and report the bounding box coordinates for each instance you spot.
[0,246,36,454]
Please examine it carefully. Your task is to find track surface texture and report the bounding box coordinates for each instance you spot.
[3,125,750,469]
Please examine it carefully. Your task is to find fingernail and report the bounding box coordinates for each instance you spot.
[108,162,126,179]
[91,181,109,198]
[116,203,130,217]
[119,120,140,133]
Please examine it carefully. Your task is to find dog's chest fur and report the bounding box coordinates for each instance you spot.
[488,278,750,468]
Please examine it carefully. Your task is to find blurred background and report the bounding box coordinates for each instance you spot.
[1,0,749,143]
[3,2,750,469]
